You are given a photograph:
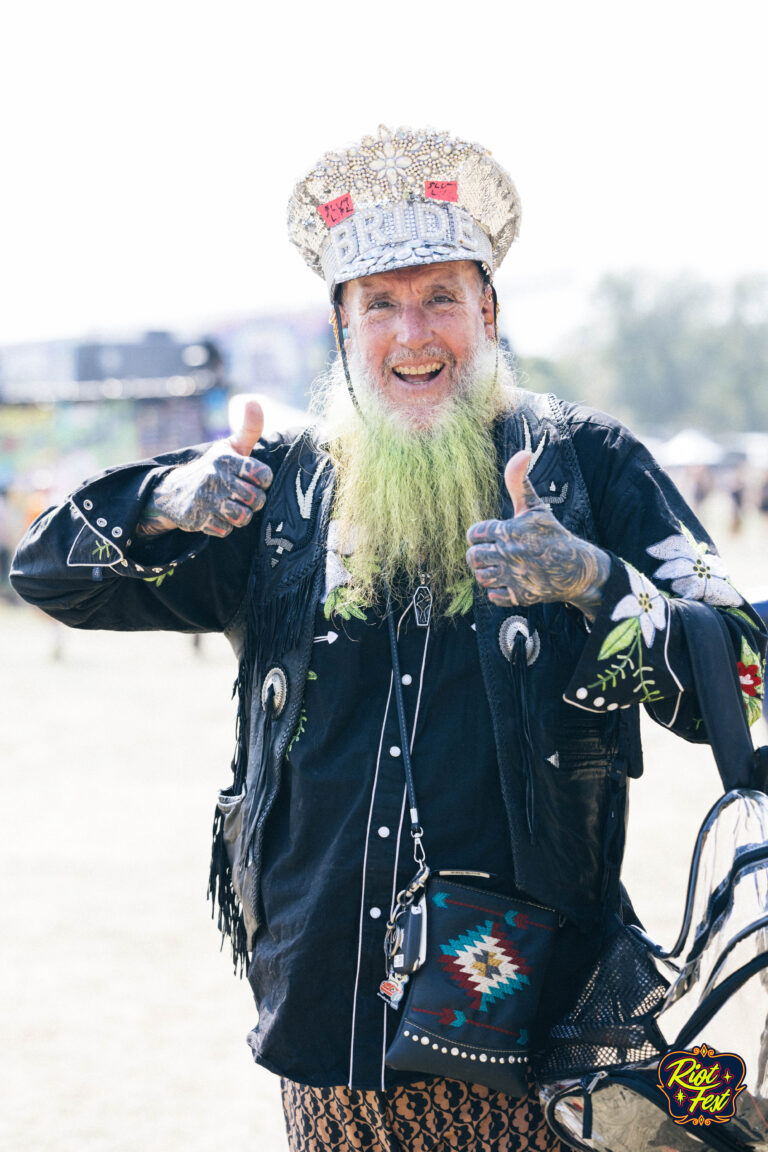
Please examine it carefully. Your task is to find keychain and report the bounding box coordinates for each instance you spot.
[379,864,429,1007]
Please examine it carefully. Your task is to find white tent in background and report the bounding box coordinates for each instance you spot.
[742,433,768,469]
[655,428,724,468]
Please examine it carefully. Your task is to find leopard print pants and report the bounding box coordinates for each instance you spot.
[280,1076,568,1152]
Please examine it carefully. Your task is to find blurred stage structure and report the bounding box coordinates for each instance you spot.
[0,312,332,497]
[1,309,766,596]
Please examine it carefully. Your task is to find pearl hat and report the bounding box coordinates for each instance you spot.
[287,125,521,297]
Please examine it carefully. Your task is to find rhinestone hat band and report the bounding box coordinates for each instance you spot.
[319,199,493,290]
[288,125,521,297]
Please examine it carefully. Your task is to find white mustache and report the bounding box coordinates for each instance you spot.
[382,348,456,371]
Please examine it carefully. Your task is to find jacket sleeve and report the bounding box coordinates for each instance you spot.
[558,405,766,739]
[10,434,290,636]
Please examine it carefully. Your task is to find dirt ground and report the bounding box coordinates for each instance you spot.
[2,509,766,1151]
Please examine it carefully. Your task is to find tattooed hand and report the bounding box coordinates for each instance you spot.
[135,399,273,539]
[466,451,610,621]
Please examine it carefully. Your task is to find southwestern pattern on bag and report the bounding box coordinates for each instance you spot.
[438,906,534,1014]
[386,879,561,1097]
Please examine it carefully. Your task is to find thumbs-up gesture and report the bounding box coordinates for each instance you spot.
[466,451,610,619]
[136,398,273,539]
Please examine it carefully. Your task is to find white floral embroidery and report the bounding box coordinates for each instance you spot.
[647,525,742,607]
[611,566,667,647]
[369,130,412,186]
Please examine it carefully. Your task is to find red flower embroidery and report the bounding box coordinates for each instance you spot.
[738,661,762,697]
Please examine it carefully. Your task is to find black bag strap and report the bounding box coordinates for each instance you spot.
[385,584,427,870]
[676,599,757,791]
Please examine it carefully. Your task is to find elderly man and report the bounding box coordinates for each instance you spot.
[12,126,766,1152]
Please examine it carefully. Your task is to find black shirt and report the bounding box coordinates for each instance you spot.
[250,590,517,1088]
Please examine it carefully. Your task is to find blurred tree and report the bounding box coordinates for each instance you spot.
[519,272,768,435]
[594,273,715,432]
[709,275,768,430]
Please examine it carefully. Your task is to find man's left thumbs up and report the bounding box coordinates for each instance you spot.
[503,451,546,518]
[466,448,610,616]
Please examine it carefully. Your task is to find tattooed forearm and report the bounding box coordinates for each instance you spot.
[466,452,610,621]
[565,545,611,619]
[135,501,178,538]
[135,444,273,540]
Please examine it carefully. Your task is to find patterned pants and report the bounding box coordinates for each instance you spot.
[280,1076,568,1152]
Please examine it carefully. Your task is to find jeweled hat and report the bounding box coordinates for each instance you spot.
[288,125,521,297]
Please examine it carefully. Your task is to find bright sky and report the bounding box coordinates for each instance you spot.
[2,0,767,356]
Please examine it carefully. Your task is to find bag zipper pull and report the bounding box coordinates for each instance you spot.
[585,1070,607,1094]
[581,1070,607,1140]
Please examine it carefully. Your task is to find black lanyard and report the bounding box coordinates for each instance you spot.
[384,583,426,871]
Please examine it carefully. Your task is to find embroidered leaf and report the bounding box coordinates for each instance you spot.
[597,617,641,661]
[725,606,762,628]
[143,569,175,587]
[590,651,636,691]
[633,669,661,702]
[288,708,307,753]
[680,521,704,552]
[288,669,319,753]
[738,636,764,727]
[741,636,763,674]
[92,540,114,561]
[744,694,763,728]
[639,688,665,704]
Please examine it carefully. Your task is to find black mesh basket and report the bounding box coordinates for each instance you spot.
[536,920,669,1080]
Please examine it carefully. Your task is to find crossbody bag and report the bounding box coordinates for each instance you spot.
[378,590,563,1097]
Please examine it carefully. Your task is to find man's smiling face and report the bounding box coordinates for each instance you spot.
[338,260,496,424]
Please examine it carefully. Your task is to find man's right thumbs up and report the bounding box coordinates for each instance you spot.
[135,398,273,540]
[229,397,265,458]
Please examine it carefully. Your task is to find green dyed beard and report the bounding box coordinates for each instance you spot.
[317,343,512,614]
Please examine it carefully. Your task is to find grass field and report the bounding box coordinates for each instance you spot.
[2,513,765,1151]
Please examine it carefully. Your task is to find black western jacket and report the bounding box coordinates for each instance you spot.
[11,391,766,953]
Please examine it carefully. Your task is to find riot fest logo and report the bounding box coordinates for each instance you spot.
[657,1043,746,1128]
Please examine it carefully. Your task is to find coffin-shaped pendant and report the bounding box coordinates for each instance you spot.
[413,578,433,627]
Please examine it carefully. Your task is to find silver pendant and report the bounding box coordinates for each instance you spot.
[413,576,432,628]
